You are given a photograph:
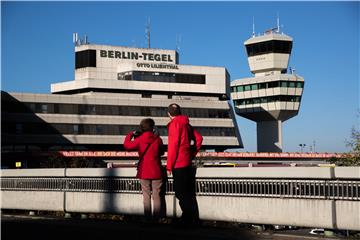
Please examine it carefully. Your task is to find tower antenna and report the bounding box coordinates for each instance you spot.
[73,32,79,46]
[252,17,256,37]
[176,34,181,53]
[145,17,151,49]
[277,13,280,33]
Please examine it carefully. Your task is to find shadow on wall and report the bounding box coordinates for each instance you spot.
[0,91,103,168]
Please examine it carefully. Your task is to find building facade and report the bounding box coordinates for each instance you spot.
[2,42,243,167]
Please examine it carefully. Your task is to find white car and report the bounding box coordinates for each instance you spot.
[309,228,325,235]
[274,225,286,230]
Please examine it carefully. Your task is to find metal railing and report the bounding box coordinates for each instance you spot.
[1,177,359,201]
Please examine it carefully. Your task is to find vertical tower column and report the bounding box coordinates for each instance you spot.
[256,120,282,152]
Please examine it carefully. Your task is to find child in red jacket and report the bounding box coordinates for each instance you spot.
[123,118,165,220]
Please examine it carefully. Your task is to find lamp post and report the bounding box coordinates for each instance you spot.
[299,144,306,153]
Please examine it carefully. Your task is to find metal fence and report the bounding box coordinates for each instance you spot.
[1,177,359,201]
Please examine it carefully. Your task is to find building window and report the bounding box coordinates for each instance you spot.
[237,86,244,92]
[267,82,279,88]
[259,83,266,89]
[6,123,236,137]
[53,104,60,113]
[88,105,96,115]
[75,50,96,69]
[29,103,36,112]
[96,125,103,134]
[288,82,296,88]
[253,98,260,104]
[41,104,48,113]
[296,82,304,88]
[234,80,304,91]
[141,94,152,98]
[15,123,23,134]
[281,81,288,88]
[7,102,232,119]
[246,40,292,57]
[234,95,302,106]
[117,72,132,80]
[119,71,206,84]
[73,125,79,134]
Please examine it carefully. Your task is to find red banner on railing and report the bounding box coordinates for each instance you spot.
[57,151,343,159]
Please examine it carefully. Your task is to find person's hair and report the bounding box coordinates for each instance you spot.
[168,103,181,116]
[140,118,155,132]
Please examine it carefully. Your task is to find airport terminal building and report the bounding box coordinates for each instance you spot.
[2,42,243,166]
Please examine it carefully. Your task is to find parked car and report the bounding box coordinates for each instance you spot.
[274,225,286,230]
[309,228,325,235]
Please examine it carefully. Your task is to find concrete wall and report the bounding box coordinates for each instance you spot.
[197,196,335,229]
[1,167,359,230]
[2,191,65,211]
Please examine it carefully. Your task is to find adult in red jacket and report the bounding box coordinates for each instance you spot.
[123,118,165,219]
[167,103,203,226]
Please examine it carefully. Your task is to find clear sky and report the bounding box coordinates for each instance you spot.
[1,1,359,153]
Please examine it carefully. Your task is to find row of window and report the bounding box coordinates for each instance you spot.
[118,71,206,84]
[231,81,304,93]
[246,40,292,57]
[2,101,231,119]
[2,123,236,137]
[234,95,301,106]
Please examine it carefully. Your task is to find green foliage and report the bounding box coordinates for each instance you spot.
[329,127,360,166]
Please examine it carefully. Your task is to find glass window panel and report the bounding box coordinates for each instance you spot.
[237,86,244,92]
[29,103,36,112]
[259,83,266,89]
[288,82,296,88]
[253,43,260,55]
[40,104,47,113]
[246,45,253,56]
[73,125,79,134]
[15,123,23,134]
[259,42,266,54]
[60,104,74,114]
[281,81,288,87]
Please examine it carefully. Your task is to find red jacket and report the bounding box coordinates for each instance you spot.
[123,131,164,179]
[166,115,203,171]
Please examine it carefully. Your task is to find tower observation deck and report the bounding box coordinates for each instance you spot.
[231,27,304,152]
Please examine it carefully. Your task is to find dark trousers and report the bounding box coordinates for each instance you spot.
[172,166,199,223]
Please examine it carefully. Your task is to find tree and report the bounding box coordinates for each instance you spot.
[329,127,360,166]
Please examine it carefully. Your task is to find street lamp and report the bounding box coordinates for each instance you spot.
[299,144,306,153]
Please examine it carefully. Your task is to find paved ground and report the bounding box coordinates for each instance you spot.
[1,214,348,240]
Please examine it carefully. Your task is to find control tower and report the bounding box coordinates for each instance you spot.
[231,25,304,152]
